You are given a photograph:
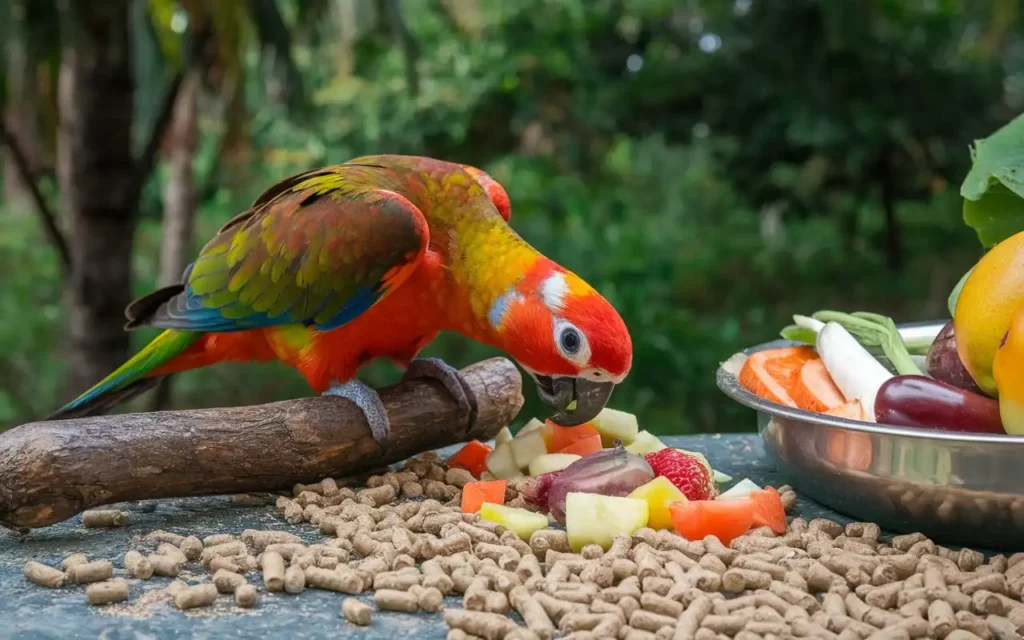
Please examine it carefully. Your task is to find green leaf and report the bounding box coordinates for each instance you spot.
[948,267,973,318]
[961,113,1024,247]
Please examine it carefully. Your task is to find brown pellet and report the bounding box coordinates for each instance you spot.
[304,566,363,593]
[148,553,183,578]
[284,565,306,594]
[67,560,113,584]
[179,536,203,561]
[343,597,373,625]
[375,588,419,612]
[261,551,286,592]
[444,608,520,640]
[145,530,186,545]
[82,509,128,527]
[86,579,129,605]
[213,569,247,594]
[242,529,304,551]
[200,540,247,565]
[235,584,258,608]
[203,533,237,546]
[175,583,218,610]
[61,554,89,571]
[24,561,65,588]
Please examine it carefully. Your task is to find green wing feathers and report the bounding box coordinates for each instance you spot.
[49,330,200,419]
[144,167,429,333]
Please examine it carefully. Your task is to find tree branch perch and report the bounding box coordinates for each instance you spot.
[0,357,523,529]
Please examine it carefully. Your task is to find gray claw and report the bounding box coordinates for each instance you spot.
[401,357,478,433]
[323,379,390,444]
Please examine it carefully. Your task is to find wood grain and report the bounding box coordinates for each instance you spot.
[0,357,523,528]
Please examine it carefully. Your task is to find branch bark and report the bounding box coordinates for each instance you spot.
[0,117,71,273]
[0,357,523,529]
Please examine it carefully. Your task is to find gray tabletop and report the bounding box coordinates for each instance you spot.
[0,434,848,639]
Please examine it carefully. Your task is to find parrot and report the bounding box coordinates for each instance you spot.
[50,155,633,442]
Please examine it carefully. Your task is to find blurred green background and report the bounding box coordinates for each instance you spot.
[1,0,1021,433]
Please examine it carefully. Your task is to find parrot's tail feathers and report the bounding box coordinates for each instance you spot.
[46,378,164,421]
[49,330,200,420]
[125,285,185,329]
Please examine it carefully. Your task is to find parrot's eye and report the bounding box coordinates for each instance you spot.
[561,328,582,354]
[554,320,590,365]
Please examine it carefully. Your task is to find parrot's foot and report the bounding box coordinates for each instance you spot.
[322,379,390,444]
[401,357,478,432]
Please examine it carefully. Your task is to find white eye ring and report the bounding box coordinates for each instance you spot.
[554,319,590,365]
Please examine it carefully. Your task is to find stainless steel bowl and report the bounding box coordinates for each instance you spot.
[716,320,1024,549]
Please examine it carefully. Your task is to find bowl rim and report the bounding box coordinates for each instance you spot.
[716,320,1024,445]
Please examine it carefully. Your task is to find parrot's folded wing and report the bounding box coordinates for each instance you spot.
[143,167,429,333]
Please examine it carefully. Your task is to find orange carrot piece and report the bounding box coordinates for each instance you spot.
[556,433,603,457]
[448,440,493,478]
[461,479,507,513]
[542,422,600,452]
[824,400,865,420]
[749,488,787,534]
[792,358,846,412]
[738,346,816,407]
[670,499,755,545]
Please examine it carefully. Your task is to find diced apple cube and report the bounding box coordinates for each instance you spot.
[624,430,667,455]
[510,429,548,470]
[528,453,581,477]
[718,478,762,501]
[565,492,649,552]
[485,443,521,480]
[479,503,550,540]
[591,408,639,447]
[516,418,545,437]
[627,476,688,530]
[494,426,513,447]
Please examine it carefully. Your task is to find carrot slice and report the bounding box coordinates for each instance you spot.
[824,400,865,420]
[542,422,600,452]
[447,440,493,478]
[749,488,787,534]
[461,479,507,513]
[738,346,816,407]
[792,358,846,412]
[556,433,603,457]
[669,499,755,545]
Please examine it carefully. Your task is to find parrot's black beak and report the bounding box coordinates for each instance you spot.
[532,374,615,426]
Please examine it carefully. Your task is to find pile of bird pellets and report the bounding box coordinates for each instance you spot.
[21,449,1024,640]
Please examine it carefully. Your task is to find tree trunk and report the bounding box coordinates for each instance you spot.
[57,1,137,396]
[151,71,200,411]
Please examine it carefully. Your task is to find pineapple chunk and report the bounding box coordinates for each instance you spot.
[624,430,667,455]
[494,426,513,447]
[627,476,688,530]
[565,493,649,552]
[485,443,521,479]
[479,503,550,540]
[510,429,548,470]
[591,408,639,447]
[516,418,545,437]
[527,453,580,477]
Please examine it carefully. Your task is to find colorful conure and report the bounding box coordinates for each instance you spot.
[51,155,633,442]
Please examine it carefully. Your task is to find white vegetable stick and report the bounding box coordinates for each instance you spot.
[793,314,825,332]
[718,478,763,500]
[816,321,892,421]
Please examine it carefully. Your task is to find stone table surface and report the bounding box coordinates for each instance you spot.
[0,434,848,639]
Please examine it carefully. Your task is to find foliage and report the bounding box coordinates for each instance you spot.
[961,113,1024,247]
[2,0,1022,433]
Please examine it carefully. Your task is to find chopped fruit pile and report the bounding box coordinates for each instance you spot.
[732,309,1010,434]
[443,408,794,550]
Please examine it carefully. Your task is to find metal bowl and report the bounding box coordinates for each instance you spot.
[716,320,1024,550]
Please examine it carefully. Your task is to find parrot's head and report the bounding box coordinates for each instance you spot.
[491,260,633,427]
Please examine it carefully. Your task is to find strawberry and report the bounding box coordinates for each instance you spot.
[644,448,718,501]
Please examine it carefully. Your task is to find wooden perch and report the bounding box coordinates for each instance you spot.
[0,358,523,528]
